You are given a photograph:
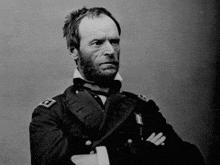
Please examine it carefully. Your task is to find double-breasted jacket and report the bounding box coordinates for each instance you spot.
[29,85,205,165]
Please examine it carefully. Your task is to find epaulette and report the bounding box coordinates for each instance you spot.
[137,94,159,112]
[121,91,138,98]
[121,91,149,102]
[137,94,149,102]
[122,91,159,111]
[39,98,56,108]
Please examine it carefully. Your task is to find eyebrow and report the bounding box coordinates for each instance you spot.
[89,38,105,44]
[110,38,120,41]
[90,36,120,42]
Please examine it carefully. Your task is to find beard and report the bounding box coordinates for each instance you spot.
[78,52,119,87]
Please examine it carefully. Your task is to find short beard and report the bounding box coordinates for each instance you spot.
[78,54,119,88]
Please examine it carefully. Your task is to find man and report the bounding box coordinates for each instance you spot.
[29,7,205,165]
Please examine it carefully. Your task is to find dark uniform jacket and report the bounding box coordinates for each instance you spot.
[29,83,205,165]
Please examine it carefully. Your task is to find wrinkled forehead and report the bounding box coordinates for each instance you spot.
[78,14,119,39]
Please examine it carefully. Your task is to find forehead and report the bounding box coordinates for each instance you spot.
[78,15,119,40]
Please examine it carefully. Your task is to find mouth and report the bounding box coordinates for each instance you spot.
[99,61,119,71]
[100,61,119,66]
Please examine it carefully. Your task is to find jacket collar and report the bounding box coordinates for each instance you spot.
[64,85,138,144]
[91,92,137,147]
[64,86,104,131]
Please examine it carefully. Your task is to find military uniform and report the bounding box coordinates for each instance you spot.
[29,79,205,165]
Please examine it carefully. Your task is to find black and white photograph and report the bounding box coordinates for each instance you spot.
[0,0,219,164]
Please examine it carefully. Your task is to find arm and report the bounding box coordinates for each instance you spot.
[140,100,205,165]
[103,97,205,165]
[29,104,74,165]
[29,97,91,165]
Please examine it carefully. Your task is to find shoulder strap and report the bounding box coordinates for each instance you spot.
[122,91,159,112]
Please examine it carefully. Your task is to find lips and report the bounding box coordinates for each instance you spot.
[100,61,119,66]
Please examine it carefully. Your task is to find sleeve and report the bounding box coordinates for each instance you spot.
[139,99,205,165]
[29,98,87,165]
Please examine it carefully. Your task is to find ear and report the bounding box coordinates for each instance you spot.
[70,48,79,61]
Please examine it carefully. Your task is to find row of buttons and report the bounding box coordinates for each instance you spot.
[85,138,133,147]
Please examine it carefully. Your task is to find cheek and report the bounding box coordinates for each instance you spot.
[115,49,120,59]
[89,53,102,66]
[80,48,97,61]
[92,51,104,61]
[87,47,120,63]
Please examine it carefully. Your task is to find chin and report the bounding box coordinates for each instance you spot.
[101,69,117,77]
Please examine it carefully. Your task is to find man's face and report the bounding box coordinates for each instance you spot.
[77,14,120,83]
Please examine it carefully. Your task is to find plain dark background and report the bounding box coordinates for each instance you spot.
[0,0,219,164]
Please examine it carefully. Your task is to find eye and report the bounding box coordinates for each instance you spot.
[92,40,103,46]
[110,39,120,46]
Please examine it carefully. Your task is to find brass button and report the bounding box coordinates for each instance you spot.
[127,139,133,143]
[90,150,95,154]
[85,140,92,146]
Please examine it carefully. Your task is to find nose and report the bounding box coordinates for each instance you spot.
[104,41,114,56]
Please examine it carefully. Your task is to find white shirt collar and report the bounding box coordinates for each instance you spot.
[73,69,123,82]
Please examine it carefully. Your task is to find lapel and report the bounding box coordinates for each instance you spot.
[92,92,138,148]
[64,86,104,129]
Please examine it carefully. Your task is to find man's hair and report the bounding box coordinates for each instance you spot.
[63,7,121,52]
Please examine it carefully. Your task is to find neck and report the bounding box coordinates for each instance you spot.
[76,67,120,92]
[84,83,110,93]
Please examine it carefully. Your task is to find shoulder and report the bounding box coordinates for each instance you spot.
[38,98,57,108]
[121,91,159,112]
[34,94,64,116]
[34,85,76,112]
[36,85,77,108]
[121,91,151,103]
[35,84,79,108]
[121,91,146,101]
